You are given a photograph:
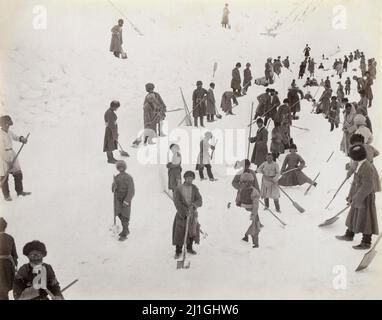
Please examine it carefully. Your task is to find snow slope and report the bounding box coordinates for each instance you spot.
[0,0,381,299]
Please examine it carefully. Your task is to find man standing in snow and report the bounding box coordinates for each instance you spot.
[231,63,242,96]
[232,159,260,202]
[221,3,230,28]
[192,81,208,127]
[110,19,124,58]
[264,58,274,84]
[196,131,217,181]
[206,83,216,122]
[287,84,304,119]
[143,84,160,145]
[303,44,311,57]
[103,100,120,163]
[336,145,379,250]
[242,63,253,95]
[172,171,203,258]
[254,88,272,119]
[0,115,31,201]
[145,83,167,136]
[112,160,135,241]
[249,118,268,168]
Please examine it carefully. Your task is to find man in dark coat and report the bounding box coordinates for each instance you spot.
[112,160,135,241]
[242,63,252,95]
[206,83,216,122]
[172,171,203,258]
[249,118,268,167]
[192,81,208,127]
[265,90,280,126]
[231,63,242,96]
[287,85,304,119]
[103,100,120,164]
[220,91,238,115]
[303,44,311,57]
[254,88,272,119]
[364,71,373,107]
[336,145,379,250]
[13,241,63,300]
[0,218,18,300]
[264,58,274,84]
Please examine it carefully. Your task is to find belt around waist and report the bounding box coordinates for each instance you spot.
[5,148,13,151]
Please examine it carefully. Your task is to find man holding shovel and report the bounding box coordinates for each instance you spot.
[103,101,120,164]
[172,171,203,259]
[0,115,31,201]
[112,160,135,241]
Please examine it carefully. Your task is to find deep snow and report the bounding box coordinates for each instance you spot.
[0,0,381,299]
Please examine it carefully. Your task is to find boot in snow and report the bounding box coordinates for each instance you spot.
[242,235,249,242]
[352,242,371,250]
[335,234,354,241]
[17,191,31,197]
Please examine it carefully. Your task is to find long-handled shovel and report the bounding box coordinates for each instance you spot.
[325,176,349,209]
[246,102,254,159]
[291,125,310,131]
[61,279,79,293]
[117,142,129,157]
[259,199,287,228]
[1,133,30,188]
[356,233,382,272]
[279,186,305,213]
[212,62,218,79]
[326,151,334,162]
[278,166,307,178]
[304,172,320,195]
[318,205,350,227]
[177,215,191,269]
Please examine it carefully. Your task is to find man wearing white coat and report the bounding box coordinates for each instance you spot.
[0,115,31,201]
[195,131,217,181]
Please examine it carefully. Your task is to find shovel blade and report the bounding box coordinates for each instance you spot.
[176,260,190,269]
[119,150,130,157]
[294,202,305,213]
[318,216,339,227]
[355,250,377,272]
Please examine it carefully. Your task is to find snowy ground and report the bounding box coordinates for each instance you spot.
[0,0,381,299]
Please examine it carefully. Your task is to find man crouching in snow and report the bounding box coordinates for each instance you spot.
[13,241,63,300]
[336,145,379,250]
[236,173,261,248]
[172,171,203,259]
[0,115,31,201]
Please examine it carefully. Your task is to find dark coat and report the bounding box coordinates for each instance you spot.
[172,184,202,246]
[319,88,332,114]
[255,93,271,117]
[110,25,123,53]
[192,88,208,117]
[278,153,312,186]
[250,126,268,166]
[13,263,62,300]
[113,172,135,218]
[0,233,18,295]
[206,88,216,115]
[243,68,252,88]
[232,169,260,205]
[287,88,304,113]
[103,108,118,152]
[231,67,241,90]
[268,95,280,120]
[346,161,379,235]
[220,91,238,113]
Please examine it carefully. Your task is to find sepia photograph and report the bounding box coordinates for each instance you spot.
[0,0,381,304]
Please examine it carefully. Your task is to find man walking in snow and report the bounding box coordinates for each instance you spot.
[231,63,242,96]
[103,101,120,163]
[249,118,268,168]
[242,63,253,95]
[196,131,217,181]
[192,81,208,127]
[0,115,31,201]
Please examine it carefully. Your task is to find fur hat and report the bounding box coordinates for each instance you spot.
[196,80,202,86]
[183,171,195,179]
[246,63,251,67]
[0,115,12,127]
[145,83,155,92]
[0,217,7,231]
[349,133,365,145]
[23,240,47,257]
[240,172,254,183]
[289,143,297,150]
[110,100,120,109]
[116,160,127,170]
[354,114,366,126]
[349,145,367,162]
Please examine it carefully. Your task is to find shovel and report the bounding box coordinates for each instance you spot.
[304,172,320,195]
[356,233,382,272]
[279,186,305,213]
[177,215,191,269]
[318,205,350,227]
[118,142,130,157]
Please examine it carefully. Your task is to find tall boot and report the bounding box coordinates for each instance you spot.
[1,175,11,200]
[336,229,354,241]
[200,116,204,127]
[107,151,117,163]
[194,117,198,127]
[118,215,130,240]
[264,198,270,209]
[251,234,259,248]
[211,115,215,121]
[274,199,280,212]
[14,172,31,197]
[353,234,372,250]
[186,239,197,254]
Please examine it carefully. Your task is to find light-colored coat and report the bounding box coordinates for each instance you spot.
[206,88,216,115]
[257,161,280,199]
[1,129,22,176]
[109,25,123,53]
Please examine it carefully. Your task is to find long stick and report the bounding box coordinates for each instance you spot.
[212,62,218,78]
[61,279,79,293]
[107,0,144,36]
[291,125,309,131]
[304,172,320,195]
[279,186,305,213]
[247,102,254,159]
[210,139,218,160]
[259,199,287,227]
[325,176,349,209]
[326,151,334,162]
[279,166,306,177]
[0,133,30,188]
[178,94,207,126]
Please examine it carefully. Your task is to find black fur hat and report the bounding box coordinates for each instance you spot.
[23,240,47,257]
[110,100,120,108]
[349,145,367,162]
[183,171,195,179]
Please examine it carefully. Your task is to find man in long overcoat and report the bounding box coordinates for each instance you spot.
[104,101,120,163]
[231,63,242,96]
[249,118,268,167]
[110,19,124,58]
[192,81,208,127]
